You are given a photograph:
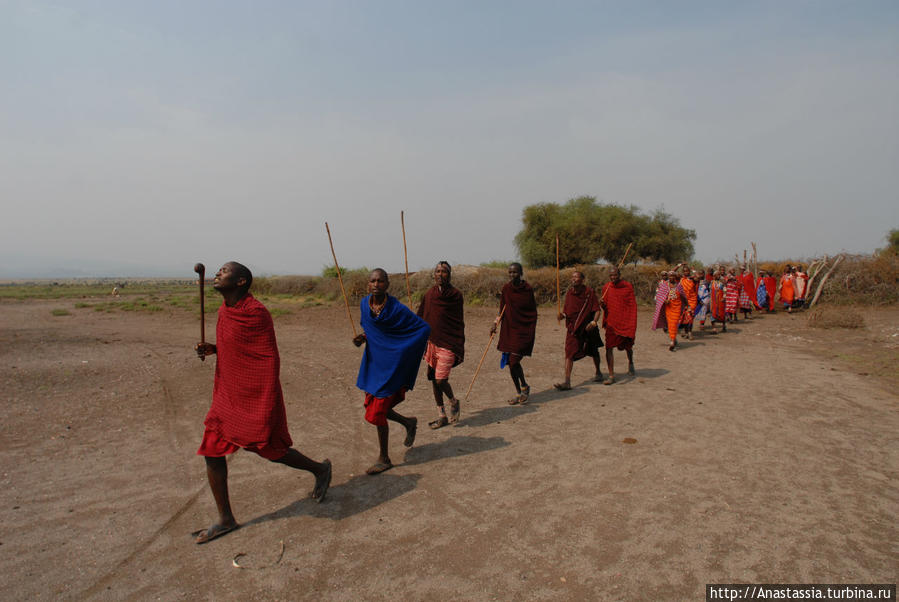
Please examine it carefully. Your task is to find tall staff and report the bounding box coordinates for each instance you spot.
[555,235,561,324]
[617,242,633,269]
[601,242,633,303]
[194,263,206,361]
[401,211,413,307]
[464,306,506,401]
[325,222,358,337]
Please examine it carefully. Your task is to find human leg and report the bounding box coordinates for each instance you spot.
[195,456,238,544]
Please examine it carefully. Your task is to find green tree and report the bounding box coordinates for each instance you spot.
[514,196,695,267]
[887,229,899,254]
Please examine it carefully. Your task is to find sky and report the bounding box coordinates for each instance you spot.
[2,0,897,278]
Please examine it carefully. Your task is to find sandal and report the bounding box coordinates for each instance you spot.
[553,383,571,391]
[518,385,530,404]
[447,399,460,424]
[428,416,448,429]
[506,397,521,405]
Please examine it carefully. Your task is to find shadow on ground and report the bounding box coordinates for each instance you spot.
[246,472,423,524]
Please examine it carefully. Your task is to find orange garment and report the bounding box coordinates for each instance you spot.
[664,296,682,341]
[680,277,697,325]
[779,275,795,304]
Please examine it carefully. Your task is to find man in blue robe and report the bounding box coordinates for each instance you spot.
[353,268,431,474]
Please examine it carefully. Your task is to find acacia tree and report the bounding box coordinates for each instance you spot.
[514,196,695,267]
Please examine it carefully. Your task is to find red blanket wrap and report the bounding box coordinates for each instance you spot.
[741,273,758,307]
[199,294,292,459]
[417,284,465,364]
[563,285,602,360]
[601,280,637,343]
[497,281,537,357]
[762,276,777,310]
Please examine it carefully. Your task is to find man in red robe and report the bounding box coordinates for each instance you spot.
[600,266,637,383]
[490,263,537,405]
[417,261,465,429]
[553,270,602,391]
[193,262,331,544]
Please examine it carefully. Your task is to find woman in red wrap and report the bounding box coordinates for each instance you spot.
[417,261,465,429]
[553,270,602,391]
[600,266,637,383]
[490,263,537,405]
[679,268,698,340]
[193,262,331,544]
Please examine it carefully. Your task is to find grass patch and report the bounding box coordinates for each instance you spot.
[807,306,865,329]
[74,302,93,309]
[268,308,292,317]
[51,309,71,316]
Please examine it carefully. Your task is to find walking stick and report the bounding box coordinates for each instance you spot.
[401,210,413,308]
[464,305,506,401]
[555,235,561,324]
[602,242,634,303]
[193,262,206,362]
[325,222,358,338]
[617,242,633,269]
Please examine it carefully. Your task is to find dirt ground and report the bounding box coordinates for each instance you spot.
[1,296,897,600]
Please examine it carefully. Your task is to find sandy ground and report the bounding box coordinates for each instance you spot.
[1,297,897,600]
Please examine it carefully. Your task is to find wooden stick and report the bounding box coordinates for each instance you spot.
[556,235,561,323]
[193,263,206,362]
[617,242,633,269]
[325,222,358,337]
[601,243,634,303]
[401,211,413,308]
[751,242,759,279]
[464,305,506,401]
[809,254,843,308]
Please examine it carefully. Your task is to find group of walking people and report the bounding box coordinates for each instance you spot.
[651,262,811,351]
[189,259,638,544]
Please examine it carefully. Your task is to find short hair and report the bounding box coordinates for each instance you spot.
[228,261,252,290]
[370,268,389,281]
[572,270,584,278]
[435,261,452,275]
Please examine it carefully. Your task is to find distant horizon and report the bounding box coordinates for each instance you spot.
[2,246,885,281]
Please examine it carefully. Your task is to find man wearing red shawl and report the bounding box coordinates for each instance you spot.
[679,267,698,340]
[652,271,688,351]
[600,266,637,383]
[193,262,332,544]
[553,270,602,391]
[490,263,537,405]
[417,261,465,429]
[354,269,430,475]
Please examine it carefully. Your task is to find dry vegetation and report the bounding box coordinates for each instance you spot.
[806,306,865,329]
[253,253,899,307]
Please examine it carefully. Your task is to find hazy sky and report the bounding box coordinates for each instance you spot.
[2,1,897,278]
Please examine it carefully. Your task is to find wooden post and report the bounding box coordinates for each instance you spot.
[325,222,358,338]
[808,255,843,308]
[401,211,413,308]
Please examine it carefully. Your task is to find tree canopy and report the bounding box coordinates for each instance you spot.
[514,196,696,267]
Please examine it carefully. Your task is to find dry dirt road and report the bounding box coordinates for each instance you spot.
[2,298,897,600]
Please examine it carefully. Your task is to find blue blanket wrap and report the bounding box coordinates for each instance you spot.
[356,295,431,398]
[757,281,769,308]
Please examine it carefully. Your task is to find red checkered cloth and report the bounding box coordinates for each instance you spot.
[197,294,292,459]
[601,280,637,339]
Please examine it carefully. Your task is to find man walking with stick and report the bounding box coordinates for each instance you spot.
[353,269,430,474]
[193,261,331,544]
[553,270,603,391]
[416,261,465,429]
